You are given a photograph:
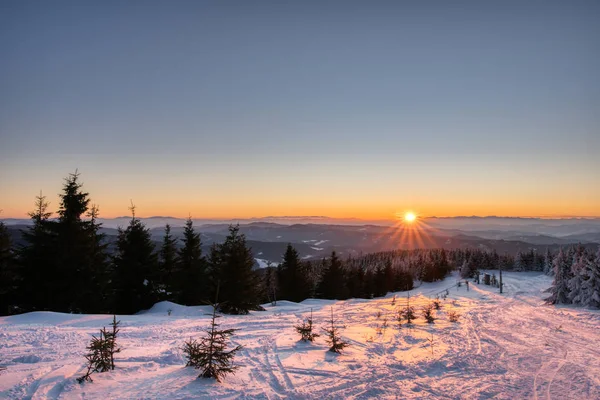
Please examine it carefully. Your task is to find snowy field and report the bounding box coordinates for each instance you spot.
[1,272,599,399]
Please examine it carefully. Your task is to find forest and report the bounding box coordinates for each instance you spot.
[1,172,598,316]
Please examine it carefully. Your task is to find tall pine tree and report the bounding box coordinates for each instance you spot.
[0,218,19,315]
[210,225,262,314]
[545,248,573,305]
[112,204,159,314]
[176,217,208,305]
[19,192,56,311]
[277,244,311,302]
[53,171,109,313]
[318,251,349,300]
[81,204,111,313]
[158,224,178,300]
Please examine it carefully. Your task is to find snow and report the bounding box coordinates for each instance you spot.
[1,272,600,399]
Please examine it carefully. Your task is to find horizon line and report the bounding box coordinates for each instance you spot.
[2,214,600,221]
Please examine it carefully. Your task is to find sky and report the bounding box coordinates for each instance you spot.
[1,0,599,219]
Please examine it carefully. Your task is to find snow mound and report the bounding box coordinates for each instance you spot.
[0,311,111,327]
[139,301,213,317]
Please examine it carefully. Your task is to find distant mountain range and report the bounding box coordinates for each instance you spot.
[4,216,599,265]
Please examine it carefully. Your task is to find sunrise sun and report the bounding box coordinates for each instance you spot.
[404,212,417,223]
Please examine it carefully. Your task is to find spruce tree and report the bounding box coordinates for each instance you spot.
[422,303,436,323]
[112,204,159,314]
[277,244,311,302]
[402,291,417,324]
[322,307,348,353]
[543,248,554,276]
[159,224,179,300]
[568,254,587,304]
[54,171,93,312]
[545,248,573,305]
[19,192,56,311]
[210,225,262,314]
[0,219,19,315]
[347,265,366,299]
[82,204,111,313]
[176,217,207,305]
[318,251,349,300]
[295,308,319,342]
[373,264,388,297]
[182,289,242,381]
[76,316,121,383]
[577,249,600,308]
[38,171,109,313]
[263,264,278,306]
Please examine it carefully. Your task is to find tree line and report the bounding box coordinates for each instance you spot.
[3,172,598,316]
[0,172,262,316]
[0,172,459,316]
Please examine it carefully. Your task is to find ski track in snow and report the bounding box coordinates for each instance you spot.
[1,272,600,399]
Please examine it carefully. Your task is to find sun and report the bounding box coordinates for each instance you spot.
[404,212,417,223]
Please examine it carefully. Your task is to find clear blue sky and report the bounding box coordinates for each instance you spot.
[1,1,599,218]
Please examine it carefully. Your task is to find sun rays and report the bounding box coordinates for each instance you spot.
[376,211,444,250]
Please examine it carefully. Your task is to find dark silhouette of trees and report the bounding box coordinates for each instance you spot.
[210,225,262,314]
[18,192,56,311]
[158,224,178,300]
[112,204,159,314]
[176,217,208,305]
[318,251,349,300]
[277,244,311,302]
[0,218,18,315]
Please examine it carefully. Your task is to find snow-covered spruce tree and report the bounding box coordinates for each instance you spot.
[176,217,208,306]
[322,307,348,354]
[545,248,573,305]
[544,248,554,276]
[513,252,524,272]
[158,224,178,300]
[568,254,587,305]
[77,316,121,383]
[459,259,475,279]
[575,249,600,309]
[183,293,242,381]
[295,308,319,342]
[112,204,159,314]
[210,225,262,314]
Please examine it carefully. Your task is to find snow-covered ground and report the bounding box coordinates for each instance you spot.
[1,272,599,399]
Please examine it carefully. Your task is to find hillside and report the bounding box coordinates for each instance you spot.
[6,222,599,266]
[1,272,599,399]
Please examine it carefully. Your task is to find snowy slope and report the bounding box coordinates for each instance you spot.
[1,273,599,399]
